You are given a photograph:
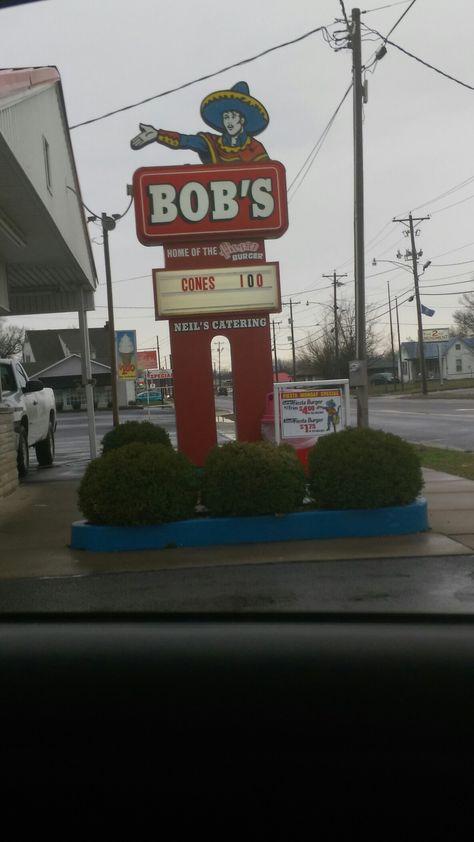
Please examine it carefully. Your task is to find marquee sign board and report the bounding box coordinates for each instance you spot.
[153,262,280,319]
[133,162,288,245]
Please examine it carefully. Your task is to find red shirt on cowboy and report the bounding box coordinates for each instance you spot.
[131,81,270,165]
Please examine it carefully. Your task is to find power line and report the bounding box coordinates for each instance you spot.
[362,1,413,13]
[363,27,474,93]
[338,0,350,28]
[430,192,474,216]
[421,289,474,297]
[287,83,353,199]
[431,259,474,267]
[69,24,330,130]
[382,0,417,40]
[405,175,474,215]
[432,240,474,259]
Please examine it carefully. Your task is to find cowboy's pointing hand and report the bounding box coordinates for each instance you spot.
[130,123,158,150]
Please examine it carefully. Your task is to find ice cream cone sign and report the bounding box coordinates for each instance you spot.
[116,330,138,380]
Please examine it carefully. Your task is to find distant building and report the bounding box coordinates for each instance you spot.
[23,328,135,409]
[274,371,292,382]
[400,336,474,381]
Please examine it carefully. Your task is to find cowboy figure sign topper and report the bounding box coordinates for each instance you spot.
[131,81,270,164]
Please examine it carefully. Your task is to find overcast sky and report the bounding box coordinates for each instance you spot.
[2,0,474,368]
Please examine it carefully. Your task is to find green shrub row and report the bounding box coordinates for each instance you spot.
[101,420,172,454]
[78,422,424,526]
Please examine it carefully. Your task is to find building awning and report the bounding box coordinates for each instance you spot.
[0,67,97,316]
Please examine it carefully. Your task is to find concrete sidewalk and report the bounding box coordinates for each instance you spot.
[0,466,473,581]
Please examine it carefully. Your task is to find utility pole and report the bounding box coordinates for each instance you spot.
[156,335,162,369]
[393,213,430,395]
[215,341,224,388]
[323,271,346,377]
[271,320,282,382]
[283,299,301,380]
[351,7,368,426]
[101,212,120,427]
[387,281,396,390]
[395,296,404,391]
[87,211,123,427]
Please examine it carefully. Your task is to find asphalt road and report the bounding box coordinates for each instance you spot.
[367,395,474,450]
[1,554,474,613]
[50,393,473,479]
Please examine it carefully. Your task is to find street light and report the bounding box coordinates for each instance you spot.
[87,211,125,428]
[372,258,412,273]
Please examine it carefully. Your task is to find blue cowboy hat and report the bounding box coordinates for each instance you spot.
[200,81,269,136]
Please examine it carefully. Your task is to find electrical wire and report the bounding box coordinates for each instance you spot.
[421,289,474,297]
[432,240,474,259]
[338,0,350,29]
[361,2,416,14]
[66,185,133,222]
[404,175,474,215]
[381,0,417,40]
[287,83,353,199]
[431,259,474,267]
[363,27,474,93]
[69,24,330,130]
[430,193,474,216]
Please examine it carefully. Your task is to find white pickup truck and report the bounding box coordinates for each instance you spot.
[0,358,56,477]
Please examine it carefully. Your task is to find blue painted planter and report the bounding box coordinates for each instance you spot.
[70,497,428,553]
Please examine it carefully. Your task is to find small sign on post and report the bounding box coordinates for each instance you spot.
[273,380,351,464]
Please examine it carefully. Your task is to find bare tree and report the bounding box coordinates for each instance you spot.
[0,321,25,357]
[296,299,380,379]
[453,293,474,336]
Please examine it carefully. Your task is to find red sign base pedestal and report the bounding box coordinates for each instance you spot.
[169,313,273,466]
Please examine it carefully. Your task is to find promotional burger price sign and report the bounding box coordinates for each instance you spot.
[130,80,289,465]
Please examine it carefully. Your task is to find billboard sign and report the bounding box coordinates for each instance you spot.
[115,330,137,380]
[132,162,288,245]
[153,261,280,318]
[137,350,158,370]
[423,327,450,342]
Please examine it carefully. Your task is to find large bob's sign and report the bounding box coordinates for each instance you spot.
[132,161,288,245]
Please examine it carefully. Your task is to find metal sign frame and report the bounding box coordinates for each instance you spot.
[273,379,351,444]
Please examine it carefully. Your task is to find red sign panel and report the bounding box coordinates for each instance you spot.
[164,239,266,269]
[137,350,157,369]
[132,161,288,245]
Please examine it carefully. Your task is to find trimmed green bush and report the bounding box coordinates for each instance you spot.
[201,441,306,517]
[307,427,423,510]
[101,420,171,454]
[78,442,198,525]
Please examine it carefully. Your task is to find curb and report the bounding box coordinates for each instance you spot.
[70,497,428,553]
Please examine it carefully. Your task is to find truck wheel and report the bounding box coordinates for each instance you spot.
[35,423,55,466]
[17,428,29,478]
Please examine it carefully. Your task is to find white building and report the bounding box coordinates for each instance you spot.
[0,67,99,491]
[400,337,474,382]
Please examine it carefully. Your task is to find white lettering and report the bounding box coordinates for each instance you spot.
[251,178,274,218]
[179,182,209,222]
[149,184,178,223]
[210,180,239,220]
